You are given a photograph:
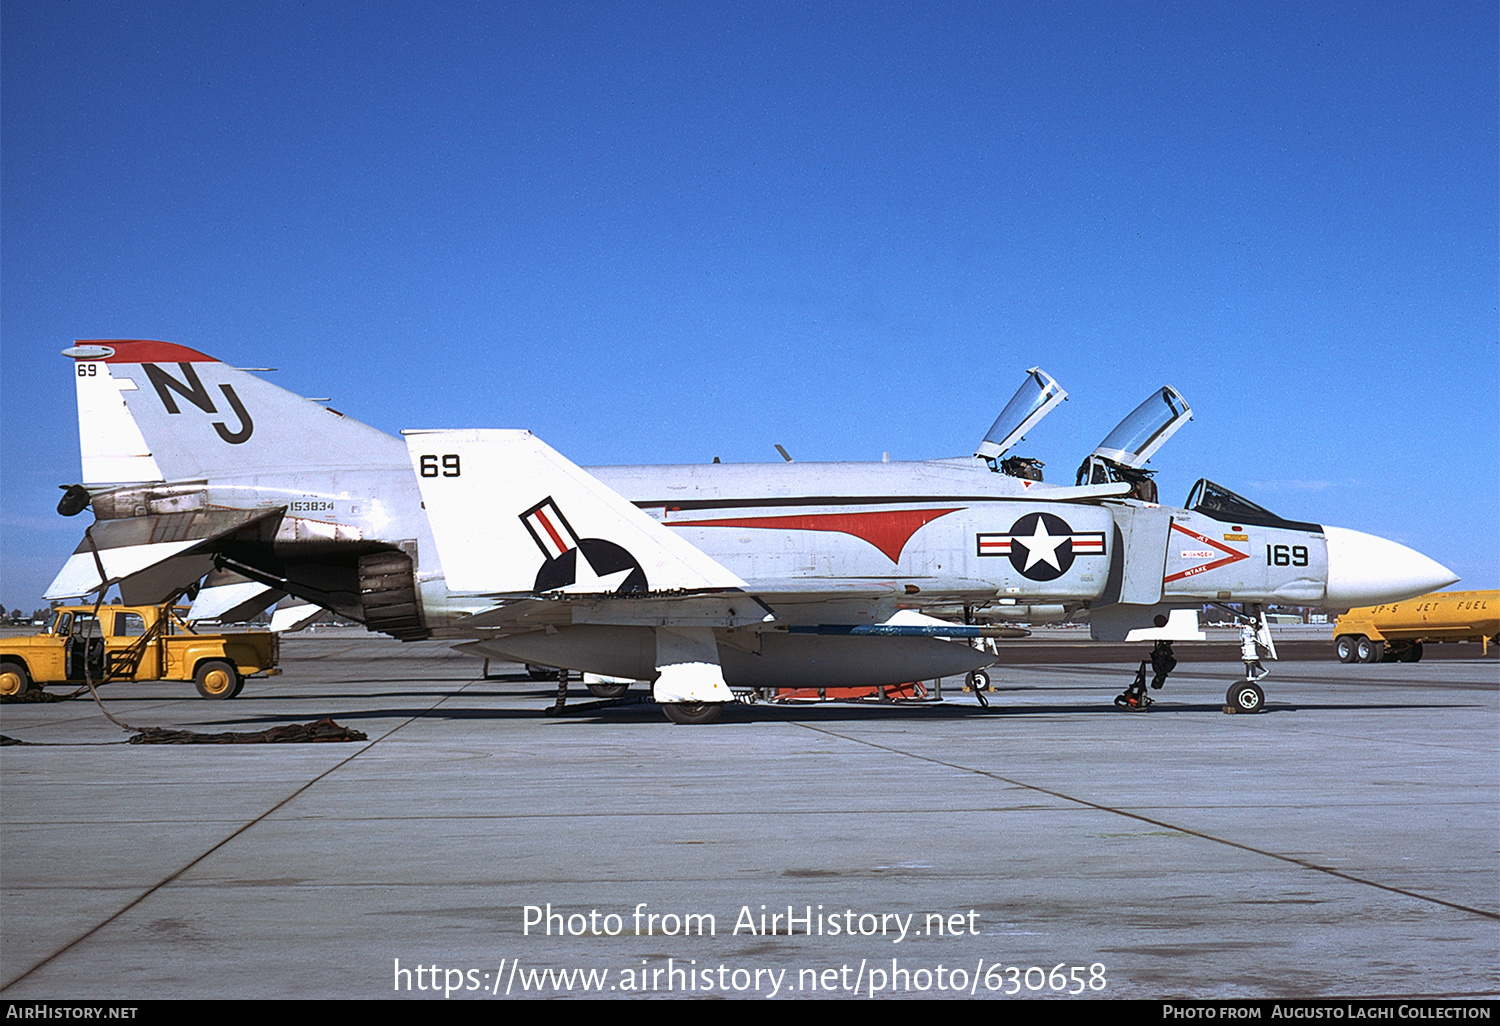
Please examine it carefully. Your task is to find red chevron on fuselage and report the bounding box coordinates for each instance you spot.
[665,508,963,563]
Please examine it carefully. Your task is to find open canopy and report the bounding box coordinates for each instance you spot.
[975,367,1067,460]
[1090,385,1192,468]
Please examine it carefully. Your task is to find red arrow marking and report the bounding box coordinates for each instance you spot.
[1163,522,1249,583]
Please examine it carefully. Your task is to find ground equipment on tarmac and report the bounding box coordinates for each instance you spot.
[0,603,279,699]
[1333,589,1498,662]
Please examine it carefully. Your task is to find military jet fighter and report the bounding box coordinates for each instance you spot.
[45,341,1458,722]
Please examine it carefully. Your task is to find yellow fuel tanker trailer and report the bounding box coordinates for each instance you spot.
[1333,589,1498,663]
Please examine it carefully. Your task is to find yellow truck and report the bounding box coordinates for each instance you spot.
[0,604,279,699]
[1334,589,1498,663]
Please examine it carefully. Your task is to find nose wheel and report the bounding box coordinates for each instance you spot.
[1226,680,1265,713]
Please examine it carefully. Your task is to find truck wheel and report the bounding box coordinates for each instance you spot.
[0,661,34,697]
[1400,642,1423,663]
[1334,636,1358,663]
[195,660,240,700]
[1355,637,1384,663]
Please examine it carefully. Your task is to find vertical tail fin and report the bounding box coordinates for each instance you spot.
[403,428,745,596]
[64,342,166,484]
[64,339,403,485]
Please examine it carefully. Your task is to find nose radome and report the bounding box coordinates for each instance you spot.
[1323,526,1459,608]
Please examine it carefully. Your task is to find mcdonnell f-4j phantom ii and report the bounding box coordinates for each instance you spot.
[44,341,1458,721]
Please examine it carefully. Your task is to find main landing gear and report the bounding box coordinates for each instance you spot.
[540,667,726,724]
[660,702,726,725]
[965,668,992,708]
[1115,641,1176,710]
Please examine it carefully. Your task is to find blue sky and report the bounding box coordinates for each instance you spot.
[3,1,1496,609]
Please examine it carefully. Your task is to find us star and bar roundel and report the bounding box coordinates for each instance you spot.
[976,512,1107,582]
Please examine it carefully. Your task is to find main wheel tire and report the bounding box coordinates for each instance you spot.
[0,661,34,697]
[194,660,240,700]
[586,681,630,699]
[1334,636,1358,663]
[660,702,725,725]
[526,663,558,681]
[1227,680,1265,713]
[966,669,991,692]
[1355,637,1384,663]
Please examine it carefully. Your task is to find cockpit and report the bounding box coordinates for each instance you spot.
[1074,385,1193,502]
[1185,479,1319,532]
[973,372,1197,497]
[975,367,1067,480]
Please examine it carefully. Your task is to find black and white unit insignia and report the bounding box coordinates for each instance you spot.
[976,512,1106,582]
[520,497,647,594]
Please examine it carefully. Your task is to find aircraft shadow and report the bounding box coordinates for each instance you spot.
[166,697,1475,730]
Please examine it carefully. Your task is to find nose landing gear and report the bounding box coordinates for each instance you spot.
[1222,617,1273,714]
[1226,680,1265,713]
[1110,612,1276,714]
